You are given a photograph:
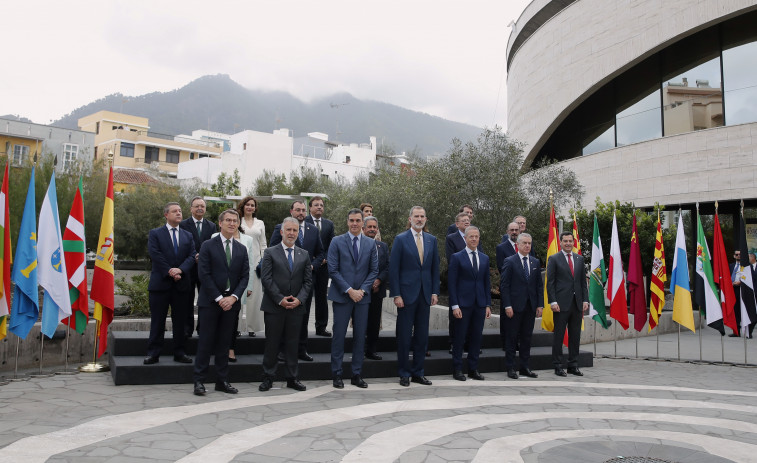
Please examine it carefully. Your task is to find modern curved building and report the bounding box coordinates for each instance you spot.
[507,0,757,209]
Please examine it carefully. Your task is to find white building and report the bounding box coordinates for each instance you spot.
[178,128,377,194]
[1,117,95,172]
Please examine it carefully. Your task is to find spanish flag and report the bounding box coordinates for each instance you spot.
[90,167,115,357]
[542,205,559,332]
[0,164,11,340]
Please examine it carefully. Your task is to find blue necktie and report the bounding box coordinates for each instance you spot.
[287,248,293,271]
[171,228,178,255]
[471,250,478,277]
[298,225,304,247]
[523,256,530,279]
[352,236,359,263]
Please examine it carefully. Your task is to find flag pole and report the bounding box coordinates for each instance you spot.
[57,322,77,375]
[79,318,108,372]
[10,335,30,381]
[593,320,597,357]
[30,332,54,378]
[677,324,681,361]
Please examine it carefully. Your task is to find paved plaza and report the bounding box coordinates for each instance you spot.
[1,328,757,463]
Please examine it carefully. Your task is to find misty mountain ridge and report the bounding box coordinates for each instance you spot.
[52,74,481,157]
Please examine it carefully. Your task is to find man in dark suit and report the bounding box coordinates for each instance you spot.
[500,233,543,379]
[179,196,216,337]
[363,216,389,360]
[445,213,470,262]
[390,206,440,387]
[447,226,491,381]
[546,231,589,377]
[144,202,196,365]
[270,200,324,361]
[496,222,521,271]
[328,209,378,389]
[258,217,313,392]
[446,204,474,236]
[730,250,742,337]
[501,215,528,243]
[305,196,334,337]
[192,209,250,396]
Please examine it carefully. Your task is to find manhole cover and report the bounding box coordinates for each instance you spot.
[604,459,679,463]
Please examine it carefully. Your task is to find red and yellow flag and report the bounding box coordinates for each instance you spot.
[0,164,11,340]
[572,213,581,254]
[542,206,559,332]
[648,210,666,331]
[63,176,88,334]
[91,167,115,357]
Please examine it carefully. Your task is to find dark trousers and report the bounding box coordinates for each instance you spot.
[552,300,582,368]
[146,289,191,358]
[396,298,430,378]
[313,264,329,331]
[263,310,303,379]
[298,289,314,354]
[365,290,385,354]
[193,302,238,383]
[331,301,369,376]
[451,306,486,372]
[504,302,536,370]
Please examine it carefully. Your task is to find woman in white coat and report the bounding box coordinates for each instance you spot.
[237,196,266,336]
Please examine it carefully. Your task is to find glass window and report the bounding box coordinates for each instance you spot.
[144,146,159,164]
[723,40,757,126]
[63,143,78,170]
[166,149,180,164]
[13,144,29,165]
[582,84,615,155]
[120,142,135,158]
[663,57,723,135]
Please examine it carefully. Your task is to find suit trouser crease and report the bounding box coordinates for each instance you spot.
[193,303,237,382]
[396,298,430,377]
[366,292,385,354]
[504,302,536,370]
[263,310,303,379]
[452,306,486,372]
[147,289,191,358]
[331,301,369,376]
[552,300,581,367]
[313,265,330,331]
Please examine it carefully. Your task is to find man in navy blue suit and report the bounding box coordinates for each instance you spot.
[192,209,250,396]
[305,196,334,337]
[328,209,378,389]
[446,204,474,236]
[447,226,491,381]
[270,200,325,361]
[445,213,470,262]
[363,216,389,360]
[496,222,521,271]
[179,196,216,337]
[144,202,196,365]
[390,206,440,387]
[500,233,544,379]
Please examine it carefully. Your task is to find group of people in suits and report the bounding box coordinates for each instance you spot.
[144,196,589,396]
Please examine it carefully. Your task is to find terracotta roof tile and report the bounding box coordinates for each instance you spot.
[113,169,160,185]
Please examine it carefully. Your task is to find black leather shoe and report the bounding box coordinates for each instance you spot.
[277,352,286,362]
[174,354,193,364]
[519,369,538,378]
[425,351,431,357]
[411,376,432,386]
[316,329,332,337]
[259,377,273,392]
[193,381,206,396]
[555,368,567,377]
[453,371,466,381]
[399,376,410,387]
[333,375,344,389]
[287,379,307,391]
[228,355,237,363]
[215,381,238,394]
[567,367,583,376]
[299,352,314,362]
[365,352,383,360]
[468,370,485,381]
[351,374,368,388]
[248,331,256,337]
[507,369,519,379]
[143,356,159,365]
[448,347,453,354]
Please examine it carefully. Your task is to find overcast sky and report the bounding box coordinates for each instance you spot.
[3,0,531,129]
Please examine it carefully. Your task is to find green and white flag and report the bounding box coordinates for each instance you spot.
[694,211,723,333]
[589,215,608,328]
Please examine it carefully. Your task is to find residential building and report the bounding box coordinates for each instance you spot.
[0,117,95,171]
[77,111,223,178]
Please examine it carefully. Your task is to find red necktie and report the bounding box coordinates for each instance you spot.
[514,242,518,253]
[567,253,574,276]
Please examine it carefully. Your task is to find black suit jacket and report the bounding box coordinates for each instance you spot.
[375,240,390,293]
[197,235,250,307]
[305,215,335,256]
[179,217,216,283]
[500,254,543,312]
[270,221,324,269]
[546,251,588,311]
[446,223,458,236]
[147,225,196,292]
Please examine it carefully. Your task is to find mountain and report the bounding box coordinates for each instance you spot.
[53,74,481,156]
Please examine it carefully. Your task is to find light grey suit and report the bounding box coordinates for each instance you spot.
[260,244,313,379]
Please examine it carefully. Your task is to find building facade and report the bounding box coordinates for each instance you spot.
[178,128,377,194]
[78,111,223,178]
[0,117,95,171]
[507,0,757,209]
